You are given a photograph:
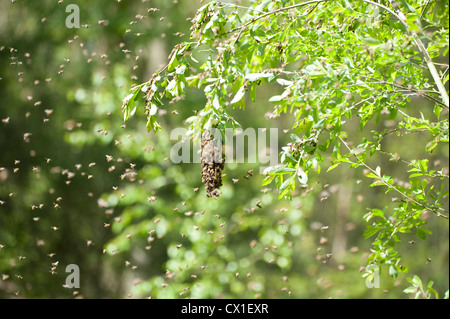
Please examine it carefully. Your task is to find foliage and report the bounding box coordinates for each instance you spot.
[123,0,449,297]
[403,274,448,299]
[0,0,448,299]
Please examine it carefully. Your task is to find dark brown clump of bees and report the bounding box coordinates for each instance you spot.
[200,130,224,199]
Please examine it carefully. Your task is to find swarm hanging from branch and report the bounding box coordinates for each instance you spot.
[201,130,224,199]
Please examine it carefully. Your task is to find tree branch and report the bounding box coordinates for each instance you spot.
[358,75,449,109]
[339,137,449,219]
[386,0,449,107]
[419,0,432,20]
[217,0,449,107]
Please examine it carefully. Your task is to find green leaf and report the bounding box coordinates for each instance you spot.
[327,162,341,172]
[403,286,417,294]
[230,85,246,104]
[365,172,379,179]
[146,116,161,133]
[279,174,295,198]
[416,228,432,240]
[375,166,381,176]
[433,104,441,118]
[371,209,384,218]
[149,103,158,116]
[426,141,438,153]
[168,49,179,71]
[245,72,272,82]
[364,226,380,239]
[296,167,308,184]
[122,88,140,121]
[212,94,220,110]
[250,83,257,102]
[262,174,276,186]
[271,166,296,174]
[405,13,420,32]
[290,134,302,143]
[389,265,398,279]
[175,64,187,75]
[412,275,423,288]
[268,95,283,103]
[427,281,439,299]
[370,180,385,187]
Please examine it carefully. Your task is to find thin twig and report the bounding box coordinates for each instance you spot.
[441,66,449,82]
[217,2,265,14]
[387,0,449,107]
[221,0,333,40]
[219,0,448,106]
[358,75,449,109]
[339,137,449,219]
[420,0,432,20]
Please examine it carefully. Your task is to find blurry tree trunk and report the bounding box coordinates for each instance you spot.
[332,175,353,262]
[145,38,167,78]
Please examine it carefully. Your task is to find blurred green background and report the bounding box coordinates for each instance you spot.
[0,0,448,298]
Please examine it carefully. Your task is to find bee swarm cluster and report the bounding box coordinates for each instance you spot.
[201,130,224,199]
